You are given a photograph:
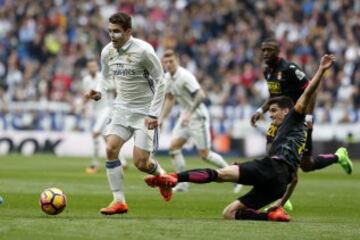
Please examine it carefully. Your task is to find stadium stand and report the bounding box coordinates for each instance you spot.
[0,0,359,155]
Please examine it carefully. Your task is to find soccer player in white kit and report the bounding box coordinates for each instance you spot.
[159,50,242,193]
[82,59,127,174]
[85,12,168,215]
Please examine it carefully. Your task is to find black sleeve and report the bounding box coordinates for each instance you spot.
[289,108,305,123]
[286,63,309,90]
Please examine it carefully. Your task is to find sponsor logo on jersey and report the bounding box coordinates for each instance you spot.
[267,81,282,94]
[111,63,136,76]
[295,69,306,80]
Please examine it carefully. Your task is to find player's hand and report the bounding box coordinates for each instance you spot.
[85,90,101,101]
[145,116,159,130]
[250,112,262,127]
[319,54,335,71]
[180,111,191,127]
[305,114,313,129]
[157,119,164,129]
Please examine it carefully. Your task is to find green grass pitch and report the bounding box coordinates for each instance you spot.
[0,154,359,240]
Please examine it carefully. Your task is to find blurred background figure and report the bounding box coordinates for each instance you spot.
[80,58,127,174]
[0,0,359,158]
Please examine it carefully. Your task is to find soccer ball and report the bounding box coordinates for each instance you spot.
[39,187,67,215]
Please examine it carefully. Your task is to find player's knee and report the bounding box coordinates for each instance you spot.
[222,207,236,219]
[300,160,313,172]
[198,149,209,159]
[106,145,119,159]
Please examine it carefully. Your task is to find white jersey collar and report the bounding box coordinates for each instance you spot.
[171,67,180,80]
[120,36,133,51]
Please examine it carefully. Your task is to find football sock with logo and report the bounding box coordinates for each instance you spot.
[105,159,125,203]
[144,158,165,176]
[312,154,338,170]
[177,168,218,183]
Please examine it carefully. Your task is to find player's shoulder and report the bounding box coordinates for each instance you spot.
[82,74,91,83]
[178,66,196,80]
[283,59,302,71]
[101,42,113,57]
[131,37,156,54]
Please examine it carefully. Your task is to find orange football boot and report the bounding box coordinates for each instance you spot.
[85,166,98,174]
[100,202,128,215]
[267,207,291,222]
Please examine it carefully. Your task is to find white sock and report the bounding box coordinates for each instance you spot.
[118,152,128,166]
[203,151,228,168]
[170,149,186,172]
[150,158,166,175]
[105,160,125,203]
[91,138,100,167]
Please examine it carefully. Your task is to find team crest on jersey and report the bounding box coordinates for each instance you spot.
[126,53,133,63]
[109,49,117,61]
[267,81,281,94]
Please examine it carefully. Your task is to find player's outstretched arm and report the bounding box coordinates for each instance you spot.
[278,171,298,207]
[294,54,335,114]
[250,99,270,127]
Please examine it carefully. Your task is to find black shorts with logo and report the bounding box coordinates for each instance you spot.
[237,157,293,210]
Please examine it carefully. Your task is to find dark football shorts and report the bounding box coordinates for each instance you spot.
[236,157,293,210]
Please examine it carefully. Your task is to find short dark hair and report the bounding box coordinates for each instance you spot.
[109,12,132,30]
[268,96,294,109]
[262,38,280,50]
[163,49,177,58]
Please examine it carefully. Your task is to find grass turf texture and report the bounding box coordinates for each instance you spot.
[0,154,359,240]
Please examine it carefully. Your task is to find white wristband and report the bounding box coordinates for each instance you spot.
[305,114,313,122]
[256,108,263,114]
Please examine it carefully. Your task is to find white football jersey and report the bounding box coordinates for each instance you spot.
[164,66,208,119]
[82,72,113,112]
[97,36,165,118]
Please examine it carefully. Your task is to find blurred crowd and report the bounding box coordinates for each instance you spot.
[0,0,359,132]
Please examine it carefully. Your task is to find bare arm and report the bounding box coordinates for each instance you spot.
[305,93,317,115]
[278,171,298,207]
[158,93,176,125]
[295,54,335,114]
[250,99,270,127]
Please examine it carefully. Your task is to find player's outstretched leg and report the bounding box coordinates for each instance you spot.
[145,168,219,189]
[169,149,189,192]
[335,147,353,174]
